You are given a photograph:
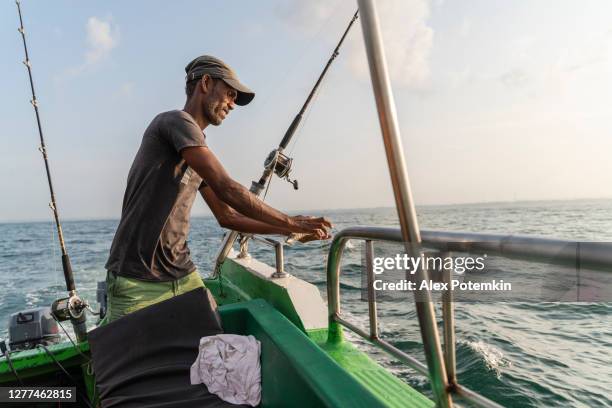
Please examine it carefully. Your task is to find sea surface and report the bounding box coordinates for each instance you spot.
[1,199,611,407]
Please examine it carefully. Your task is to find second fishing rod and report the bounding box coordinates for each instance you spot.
[15,0,90,342]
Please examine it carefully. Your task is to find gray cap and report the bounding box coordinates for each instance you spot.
[185,55,255,106]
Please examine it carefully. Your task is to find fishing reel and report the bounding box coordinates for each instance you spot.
[51,293,89,321]
[264,149,298,190]
[50,293,90,342]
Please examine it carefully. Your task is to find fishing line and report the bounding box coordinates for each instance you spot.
[37,344,94,408]
[37,344,77,383]
[261,151,279,202]
[287,74,326,157]
[50,313,91,365]
[50,215,59,293]
[0,341,23,386]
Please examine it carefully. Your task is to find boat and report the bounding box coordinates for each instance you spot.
[2,1,610,407]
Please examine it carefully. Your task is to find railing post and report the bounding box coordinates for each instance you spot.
[326,236,347,344]
[365,240,379,339]
[441,253,457,386]
[235,235,289,278]
[271,239,288,278]
[356,0,451,406]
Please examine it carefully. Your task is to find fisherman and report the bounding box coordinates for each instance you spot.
[103,55,332,323]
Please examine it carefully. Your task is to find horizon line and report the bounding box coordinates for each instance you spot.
[2,196,611,225]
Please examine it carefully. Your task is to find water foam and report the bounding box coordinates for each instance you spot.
[465,340,511,378]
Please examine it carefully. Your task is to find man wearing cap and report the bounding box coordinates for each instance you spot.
[103,55,331,323]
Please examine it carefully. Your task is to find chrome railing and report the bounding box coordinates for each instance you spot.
[327,226,612,406]
[330,226,525,408]
[235,235,289,279]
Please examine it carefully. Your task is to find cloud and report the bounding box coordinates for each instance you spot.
[349,0,434,89]
[84,17,119,65]
[498,69,529,88]
[64,16,119,76]
[277,0,434,90]
[560,29,611,73]
[275,0,339,34]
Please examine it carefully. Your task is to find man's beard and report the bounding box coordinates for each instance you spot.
[203,100,222,126]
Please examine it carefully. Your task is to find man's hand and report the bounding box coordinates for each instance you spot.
[289,215,333,240]
[286,232,330,244]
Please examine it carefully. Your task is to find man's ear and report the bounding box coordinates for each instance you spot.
[200,74,213,94]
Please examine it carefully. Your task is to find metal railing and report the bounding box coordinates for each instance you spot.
[327,226,612,406]
[235,235,289,279]
[328,227,510,408]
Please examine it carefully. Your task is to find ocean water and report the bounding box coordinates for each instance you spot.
[1,199,611,407]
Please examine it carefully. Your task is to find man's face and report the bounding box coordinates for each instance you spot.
[202,78,238,126]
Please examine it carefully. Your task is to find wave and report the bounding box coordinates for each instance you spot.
[462,339,511,379]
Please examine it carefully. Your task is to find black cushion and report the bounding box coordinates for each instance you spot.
[89,288,243,407]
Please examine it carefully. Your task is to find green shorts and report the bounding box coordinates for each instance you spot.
[102,270,205,324]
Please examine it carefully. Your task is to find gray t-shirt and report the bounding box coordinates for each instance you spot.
[106,110,206,281]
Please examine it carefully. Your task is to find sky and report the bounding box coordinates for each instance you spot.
[1,0,612,222]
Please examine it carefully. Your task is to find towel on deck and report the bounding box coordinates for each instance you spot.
[191,334,261,407]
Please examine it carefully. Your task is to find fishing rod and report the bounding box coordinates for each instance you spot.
[15,0,88,342]
[214,9,360,275]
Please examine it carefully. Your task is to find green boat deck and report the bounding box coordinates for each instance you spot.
[0,296,432,407]
[205,258,434,408]
[221,299,388,407]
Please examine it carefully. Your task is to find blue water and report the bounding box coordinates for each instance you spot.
[1,199,611,407]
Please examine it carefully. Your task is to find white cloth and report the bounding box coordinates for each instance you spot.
[190,334,261,406]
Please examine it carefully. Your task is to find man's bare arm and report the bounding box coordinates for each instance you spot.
[183,146,331,236]
[200,185,293,235]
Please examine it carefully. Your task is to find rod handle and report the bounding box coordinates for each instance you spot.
[61,254,76,292]
[279,113,303,150]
